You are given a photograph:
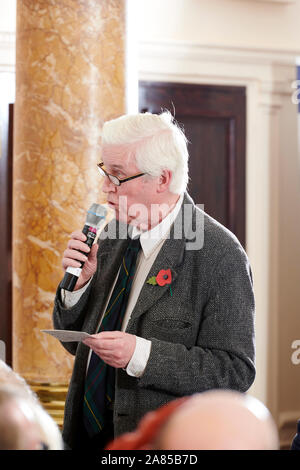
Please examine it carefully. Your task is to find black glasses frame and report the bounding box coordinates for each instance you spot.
[97,162,145,186]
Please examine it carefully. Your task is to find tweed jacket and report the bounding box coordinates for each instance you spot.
[53,193,255,449]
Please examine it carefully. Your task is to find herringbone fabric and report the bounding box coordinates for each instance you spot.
[83,237,140,438]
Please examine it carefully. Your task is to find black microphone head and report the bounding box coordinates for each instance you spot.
[86,203,107,228]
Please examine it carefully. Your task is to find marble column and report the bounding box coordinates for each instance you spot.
[13,0,127,397]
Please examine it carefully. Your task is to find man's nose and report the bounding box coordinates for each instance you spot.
[102,176,117,193]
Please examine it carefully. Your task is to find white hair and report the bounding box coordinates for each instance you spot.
[102,111,189,194]
[0,361,63,450]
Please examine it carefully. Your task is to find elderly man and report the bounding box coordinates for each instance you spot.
[53,111,255,450]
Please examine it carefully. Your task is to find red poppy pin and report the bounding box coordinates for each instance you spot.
[147,269,173,296]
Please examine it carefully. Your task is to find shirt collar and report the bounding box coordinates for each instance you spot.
[130,193,184,259]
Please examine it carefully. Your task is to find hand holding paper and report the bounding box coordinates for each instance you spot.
[83,331,136,368]
[42,330,136,369]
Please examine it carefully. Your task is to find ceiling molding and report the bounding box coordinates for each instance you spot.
[139,39,300,67]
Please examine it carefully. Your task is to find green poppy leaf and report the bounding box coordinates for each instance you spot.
[147,276,157,285]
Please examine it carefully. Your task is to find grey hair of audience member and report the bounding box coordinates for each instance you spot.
[0,385,44,450]
[0,360,63,450]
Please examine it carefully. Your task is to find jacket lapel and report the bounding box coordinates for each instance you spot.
[129,237,185,324]
[128,195,189,324]
[128,193,198,323]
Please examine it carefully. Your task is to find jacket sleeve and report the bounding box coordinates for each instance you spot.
[52,279,94,356]
[137,245,256,395]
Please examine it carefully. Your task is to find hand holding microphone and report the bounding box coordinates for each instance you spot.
[61,204,107,291]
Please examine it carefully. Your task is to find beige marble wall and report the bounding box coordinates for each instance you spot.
[13,0,127,383]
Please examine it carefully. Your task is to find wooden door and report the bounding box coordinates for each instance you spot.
[139,82,246,247]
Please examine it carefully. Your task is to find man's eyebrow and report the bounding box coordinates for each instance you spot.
[109,164,125,170]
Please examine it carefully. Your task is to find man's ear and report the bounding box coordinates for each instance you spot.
[157,169,172,193]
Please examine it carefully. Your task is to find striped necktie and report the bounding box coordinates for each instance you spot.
[83,236,141,439]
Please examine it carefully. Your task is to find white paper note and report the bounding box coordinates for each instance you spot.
[41,329,92,343]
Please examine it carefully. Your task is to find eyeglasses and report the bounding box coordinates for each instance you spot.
[97,162,145,186]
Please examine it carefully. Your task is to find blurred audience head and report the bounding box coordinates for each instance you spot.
[0,359,34,398]
[156,390,279,450]
[106,390,279,450]
[0,385,44,450]
[0,360,63,450]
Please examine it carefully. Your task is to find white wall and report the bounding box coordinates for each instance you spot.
[0,0,16,32]
[0,0,16,76]
[137,0,300,51]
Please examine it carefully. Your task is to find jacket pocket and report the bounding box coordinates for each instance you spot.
[151,318,192,330]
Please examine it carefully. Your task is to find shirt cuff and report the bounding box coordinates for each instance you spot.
[61,277,92,309]
[126,336,152,378]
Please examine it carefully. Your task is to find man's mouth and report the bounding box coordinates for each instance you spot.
[108,200,116,206]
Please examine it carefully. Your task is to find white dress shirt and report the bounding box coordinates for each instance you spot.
[61,193,183,377]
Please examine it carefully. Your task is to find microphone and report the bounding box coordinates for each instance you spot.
[60,203,107,292]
